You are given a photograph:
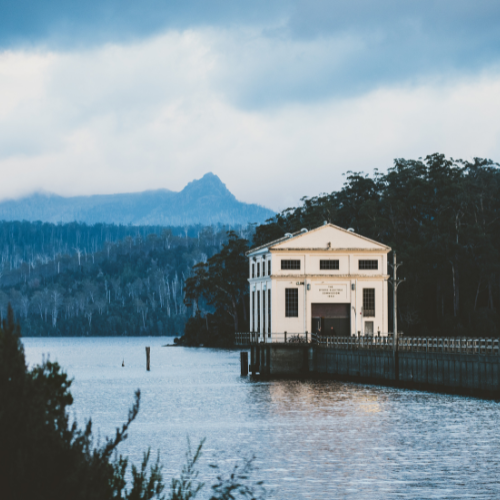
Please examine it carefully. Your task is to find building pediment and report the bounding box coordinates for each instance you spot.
[248,224,390,255]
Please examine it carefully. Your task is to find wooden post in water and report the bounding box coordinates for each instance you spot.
[240,352,249,376]
[145,346,150,371]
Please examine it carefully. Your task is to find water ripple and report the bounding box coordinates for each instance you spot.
[23,337,500,500]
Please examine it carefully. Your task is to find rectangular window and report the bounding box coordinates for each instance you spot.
[320,260,339,270]
[363,289,375,317]
[263,290,266,333]
[257,263,260,277]
[268,260,271,276]
[285,288,299,317]
[268,289,271,333]
[281,260,301,270]
[262,260,266,277]
[257,291,261,333]
[252,291,255,332]
[359,260,378,270]
[251,264,255,278]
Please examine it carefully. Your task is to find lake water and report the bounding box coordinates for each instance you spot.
[22,337,500,499]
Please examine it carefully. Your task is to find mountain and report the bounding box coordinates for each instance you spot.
[0,173,274,226]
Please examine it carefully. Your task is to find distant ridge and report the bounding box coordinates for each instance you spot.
[0,173,274,226]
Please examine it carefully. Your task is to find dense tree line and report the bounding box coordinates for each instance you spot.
[5,153,499,341]
[181,233,249,346]
[0,221,252,337]
[0,220,230,285]
[0,306,265,499]
[181,154,500,345]
[253,154,500,337]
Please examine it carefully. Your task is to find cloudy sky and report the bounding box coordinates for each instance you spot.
[1,1,500,211]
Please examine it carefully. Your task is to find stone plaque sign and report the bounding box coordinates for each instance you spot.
[318,285,344,298]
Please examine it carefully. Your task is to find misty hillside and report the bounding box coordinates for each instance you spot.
[0,173,274,226]
[0,220,245,337]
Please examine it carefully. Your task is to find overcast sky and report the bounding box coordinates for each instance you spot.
[1,1,500,211]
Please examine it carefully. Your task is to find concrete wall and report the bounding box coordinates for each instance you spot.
[398,351,500,393]
[250,344,311,376]
[315,348,500,396]
[270,345,309,376]
[249,344,500,397]
[315,348,395,381]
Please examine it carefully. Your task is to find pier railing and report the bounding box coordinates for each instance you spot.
[398,336,499,355]
[235,332,390,346]
[235,332,500,355]
[313,333,394,350]
[235,332,310,345]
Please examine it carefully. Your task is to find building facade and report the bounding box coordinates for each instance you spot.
[247,223,391,339]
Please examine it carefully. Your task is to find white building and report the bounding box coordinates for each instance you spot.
[247,223,391,339]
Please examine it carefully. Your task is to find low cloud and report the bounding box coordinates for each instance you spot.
[1,28,500,211]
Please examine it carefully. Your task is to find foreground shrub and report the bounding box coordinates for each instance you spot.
[0,305,264,500]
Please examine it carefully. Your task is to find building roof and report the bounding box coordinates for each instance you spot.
[247,223,391,256]
[247,229,305,255]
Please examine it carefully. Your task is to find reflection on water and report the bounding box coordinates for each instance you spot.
[268,382,384,415]
[23,337,500,499]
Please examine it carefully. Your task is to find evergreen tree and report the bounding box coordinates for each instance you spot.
[251,154,500,336]
[0,304,265,499]
[181,232,249,346]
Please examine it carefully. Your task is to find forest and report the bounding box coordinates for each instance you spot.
[181,232,250,346]
[3,153,500,341]
[252,154,500,337]
[0,221,250,337]
[183,154,500,345]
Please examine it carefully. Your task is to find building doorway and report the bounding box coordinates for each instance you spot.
[311,303,350,337]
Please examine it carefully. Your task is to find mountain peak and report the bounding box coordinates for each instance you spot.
[200,172,220,182]
[185,172,224,187]
[181,173,235,200]
[0,172,274,226]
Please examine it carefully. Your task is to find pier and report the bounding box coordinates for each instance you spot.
[236,333,500,398]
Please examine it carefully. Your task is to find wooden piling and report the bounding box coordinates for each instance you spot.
[146,346,150,371]
[250,346,256,375]
[240,352,249,376]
